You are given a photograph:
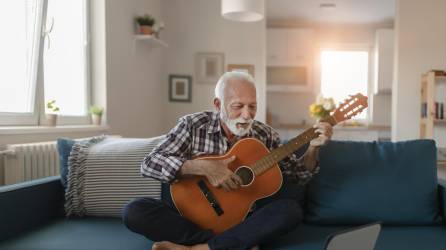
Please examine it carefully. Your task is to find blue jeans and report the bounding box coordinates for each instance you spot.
[123,182,304,250]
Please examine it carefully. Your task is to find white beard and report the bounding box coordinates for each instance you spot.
[220,109,253,136]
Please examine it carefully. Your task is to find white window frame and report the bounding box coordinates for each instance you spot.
[316,43,372,122]
[0,0,91,126]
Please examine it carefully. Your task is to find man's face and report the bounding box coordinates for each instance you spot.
[217,79,257,136]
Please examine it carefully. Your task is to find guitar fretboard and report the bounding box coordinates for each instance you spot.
[250,116,337,175]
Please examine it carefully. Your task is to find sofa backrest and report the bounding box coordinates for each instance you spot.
[305,139,440,226]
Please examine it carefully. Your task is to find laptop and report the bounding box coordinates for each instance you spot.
[324,222,382,250]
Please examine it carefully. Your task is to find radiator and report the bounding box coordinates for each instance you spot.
[3,141,60,185]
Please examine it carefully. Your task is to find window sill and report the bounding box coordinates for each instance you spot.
[0,125,110,135]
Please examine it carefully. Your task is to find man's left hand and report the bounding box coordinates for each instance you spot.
[310,122,333,147]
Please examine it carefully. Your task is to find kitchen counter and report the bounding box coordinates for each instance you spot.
[274,123,391,142]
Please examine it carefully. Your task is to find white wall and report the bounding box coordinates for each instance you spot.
[104,0,165,137]
[161,0,266,130]
[392,0,446,146]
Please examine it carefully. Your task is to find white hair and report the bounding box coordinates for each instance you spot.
[214,71,256,101]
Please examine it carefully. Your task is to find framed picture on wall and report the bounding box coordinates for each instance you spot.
[196,52,225,84]
[169,75,192,102]
[227,64,255,78]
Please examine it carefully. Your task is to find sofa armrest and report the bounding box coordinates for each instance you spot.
[438,179,446,222]
[0,176,65,242]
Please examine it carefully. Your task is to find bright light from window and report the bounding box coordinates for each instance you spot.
[44,0,87,116]
[0,0,39,113]
[321,50,368,119]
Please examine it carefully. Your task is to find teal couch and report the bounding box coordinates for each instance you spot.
[1,140,445,250]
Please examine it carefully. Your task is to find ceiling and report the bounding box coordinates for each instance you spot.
[266,0,395,25]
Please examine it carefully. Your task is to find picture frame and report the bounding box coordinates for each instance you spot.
[169,75,192,102]
[227,64,255,78]
[196,52,225,84]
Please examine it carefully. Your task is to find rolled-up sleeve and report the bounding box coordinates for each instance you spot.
[141,117,191,183]
[269,130,319,185]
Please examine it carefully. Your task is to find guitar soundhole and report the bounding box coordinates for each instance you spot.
[235,166,254,186]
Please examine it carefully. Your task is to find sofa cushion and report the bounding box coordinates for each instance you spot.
[306,140,439,225]
[261,224,446,250]
[57,138,76,190]
[0,217,149,250]
[65,136,164,217]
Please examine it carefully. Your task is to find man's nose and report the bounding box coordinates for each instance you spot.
[241,107,251,120]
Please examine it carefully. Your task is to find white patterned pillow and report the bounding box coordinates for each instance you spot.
[65,136,164,217]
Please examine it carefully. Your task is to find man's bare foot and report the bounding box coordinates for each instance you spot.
[152,241,188,250]
[251,245,260,250]
[152,241,210,250]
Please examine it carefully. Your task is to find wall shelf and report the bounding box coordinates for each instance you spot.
[132,35,168,54]
[133,35,168,47]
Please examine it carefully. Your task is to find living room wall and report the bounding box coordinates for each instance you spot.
[161,0,266,130]
[392,0,446,146]
[103,0,165,137]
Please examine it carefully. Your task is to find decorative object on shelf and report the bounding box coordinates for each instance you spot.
[169,75,192,102]
[227,64,255,77]
[221,0,264,22]
[196,52,225,84]
[135,14,155,35]
[309,94,336,121]
[420,70,446,139]
[89,106,104,125]
[45,100,60,127]
[153,22,165,38]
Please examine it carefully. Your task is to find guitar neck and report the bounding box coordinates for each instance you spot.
[251,116,337,175]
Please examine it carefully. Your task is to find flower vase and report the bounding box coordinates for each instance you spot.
[46,114,57,127]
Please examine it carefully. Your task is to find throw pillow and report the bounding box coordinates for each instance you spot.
[65,136,165,217]
[56,138,75,190]
[305,139,440,226]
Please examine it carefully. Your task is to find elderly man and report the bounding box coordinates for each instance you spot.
[123,71,333,250]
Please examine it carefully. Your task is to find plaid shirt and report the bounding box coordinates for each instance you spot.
[141,111,319,184]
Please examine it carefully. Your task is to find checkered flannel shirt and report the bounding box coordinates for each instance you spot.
[141,111,319,184]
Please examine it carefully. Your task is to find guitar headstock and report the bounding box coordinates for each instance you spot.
[331,93,368,124]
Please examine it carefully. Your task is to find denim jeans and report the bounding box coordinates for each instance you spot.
[122,181,304,250]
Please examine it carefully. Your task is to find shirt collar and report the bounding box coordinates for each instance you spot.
[207,111,222,134]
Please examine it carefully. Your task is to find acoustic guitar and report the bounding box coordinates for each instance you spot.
[170,93,368,234]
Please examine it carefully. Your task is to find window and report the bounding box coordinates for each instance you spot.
[0,0,90,125]
[320,49,369,120]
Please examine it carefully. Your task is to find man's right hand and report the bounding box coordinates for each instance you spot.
[180,156,242,192]
[201,156,242,192]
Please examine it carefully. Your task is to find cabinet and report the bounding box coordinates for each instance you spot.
[267,28,314,66]
[373,29,393,94]
[420,70,446,139]
[266,28,314,92]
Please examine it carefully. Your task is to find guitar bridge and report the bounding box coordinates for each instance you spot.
[197,180,224,216]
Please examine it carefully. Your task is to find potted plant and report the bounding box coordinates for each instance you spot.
[135,14,156,35]
[46,100,60,126]
[89,106,104,125]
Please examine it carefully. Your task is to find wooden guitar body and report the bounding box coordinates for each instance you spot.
[170,138,283,234]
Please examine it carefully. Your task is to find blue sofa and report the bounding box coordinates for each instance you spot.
[1,139,445,250]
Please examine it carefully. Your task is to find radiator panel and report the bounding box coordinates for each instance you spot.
[4,141,60,185]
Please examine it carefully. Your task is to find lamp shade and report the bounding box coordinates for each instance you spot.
[221,0,264,22]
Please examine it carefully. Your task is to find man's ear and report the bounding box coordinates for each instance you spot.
[214,98,221,112]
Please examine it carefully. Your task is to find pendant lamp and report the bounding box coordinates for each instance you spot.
[221,0,265,22]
